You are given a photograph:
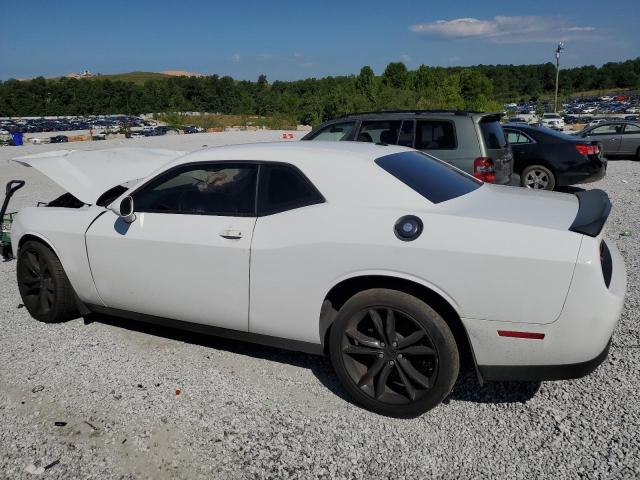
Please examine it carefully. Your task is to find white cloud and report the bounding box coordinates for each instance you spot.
[229,53,241,63]
[401,54,412,64]
[567,26,596,32]
[410,16,597,44]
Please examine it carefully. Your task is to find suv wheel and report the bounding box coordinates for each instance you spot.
[329,289,459,418]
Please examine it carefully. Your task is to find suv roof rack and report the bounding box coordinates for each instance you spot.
[334,109,494,119]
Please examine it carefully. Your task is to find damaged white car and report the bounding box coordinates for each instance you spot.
[7,143,626,417]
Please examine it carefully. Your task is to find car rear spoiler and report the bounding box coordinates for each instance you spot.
[569,189,611,237]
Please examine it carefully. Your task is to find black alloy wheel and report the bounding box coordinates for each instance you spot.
[330,289,459,417]
[17,240,79,323]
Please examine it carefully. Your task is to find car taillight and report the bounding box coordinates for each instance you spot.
[576,144,595,156]
[600,241,612,288]
[473,157,496,182]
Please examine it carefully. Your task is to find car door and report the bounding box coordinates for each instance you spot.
[504,128,537,172]
[620,123,640,155]
[85,162,258,331]
[584,124,623,156]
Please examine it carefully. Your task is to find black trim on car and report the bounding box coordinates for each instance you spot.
[478,339,611,382]
[569,189,612,237]
[86,304,325,355]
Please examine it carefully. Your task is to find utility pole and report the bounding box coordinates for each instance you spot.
[554,42,564,113]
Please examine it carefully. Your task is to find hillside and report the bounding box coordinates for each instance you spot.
[88,71,206,85]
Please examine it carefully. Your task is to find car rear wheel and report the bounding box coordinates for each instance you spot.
[521,165,556,190]
[17,240,79,323]
[329,289,459,418]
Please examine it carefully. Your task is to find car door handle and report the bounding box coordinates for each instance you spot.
[219,229,243,239]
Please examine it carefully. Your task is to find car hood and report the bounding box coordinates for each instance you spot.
[13,147,185,204]
[440,184,579,231]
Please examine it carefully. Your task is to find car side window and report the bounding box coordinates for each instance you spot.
[308,121,355,141]
[133,163,258,216]
[505,130,532,144]
[590,124,622,135]
[397,120,414,147]
[358,120,401,144]
[624,124,640,134]
[415,120,457,150]
[258,164,324,216]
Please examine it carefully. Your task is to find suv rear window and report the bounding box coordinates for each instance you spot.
[479,120,507,150]
[375,151,481,204]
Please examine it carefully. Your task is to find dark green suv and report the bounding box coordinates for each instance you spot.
[301,110,513,185]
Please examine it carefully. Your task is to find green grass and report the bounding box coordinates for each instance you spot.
[88,71,175,85]
[154,113,298,130]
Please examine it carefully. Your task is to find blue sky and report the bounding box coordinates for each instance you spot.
[1,0,638,81]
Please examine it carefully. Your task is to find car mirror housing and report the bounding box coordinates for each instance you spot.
[109,195,136,223]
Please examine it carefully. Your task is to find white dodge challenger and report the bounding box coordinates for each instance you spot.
[8,142,626,417]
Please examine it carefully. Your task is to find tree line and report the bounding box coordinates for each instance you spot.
[1,58,639,125]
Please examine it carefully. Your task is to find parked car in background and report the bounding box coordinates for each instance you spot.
[588,118,610,127]
[49,135,68,143]
[8,143,626,417]
[575,121,640,160]
[539,113,565,131]
[508,117,529,124]
[504,124,606,190]
[302,110,513,185]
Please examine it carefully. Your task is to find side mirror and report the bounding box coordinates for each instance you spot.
[110,196,136,223]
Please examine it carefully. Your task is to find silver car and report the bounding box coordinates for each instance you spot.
[576,121,640,160]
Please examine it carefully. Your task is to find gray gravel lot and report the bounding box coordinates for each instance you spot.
[1,134,639,479]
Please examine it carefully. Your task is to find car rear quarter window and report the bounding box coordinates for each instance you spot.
[480,120,507,149]
[375,151,481,204]
[258,164,324,215]
[505,130,532,144]
[415,120,456,150]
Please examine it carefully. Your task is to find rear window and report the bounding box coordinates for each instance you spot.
[480,120,507,149]
[375,151,481,204]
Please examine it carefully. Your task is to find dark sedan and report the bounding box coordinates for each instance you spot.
[504,124,606,190]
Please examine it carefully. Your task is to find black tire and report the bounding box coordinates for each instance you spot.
[520,165,556,190]
[329,289,459,418]
[17,240,79,323]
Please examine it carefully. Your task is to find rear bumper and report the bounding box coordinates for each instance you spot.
[478,339,611,382]
[463,237,626,382]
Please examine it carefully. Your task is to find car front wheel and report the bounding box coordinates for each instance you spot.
[17,240,79,323]
[329,289,459,418]
[521,165,556,190]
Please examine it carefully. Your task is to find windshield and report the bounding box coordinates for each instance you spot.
[375,151,481,204]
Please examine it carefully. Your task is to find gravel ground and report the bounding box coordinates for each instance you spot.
[1,135,639,479]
